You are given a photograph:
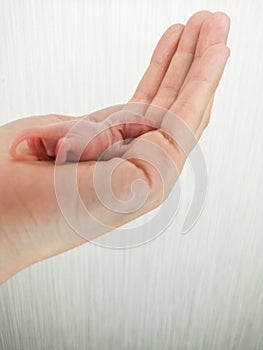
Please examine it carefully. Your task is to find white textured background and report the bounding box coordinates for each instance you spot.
[0,1,263,349]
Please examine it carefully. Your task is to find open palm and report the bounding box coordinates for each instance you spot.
[0,11,230,283]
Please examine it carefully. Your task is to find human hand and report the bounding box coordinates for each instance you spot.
[0,11,230,284]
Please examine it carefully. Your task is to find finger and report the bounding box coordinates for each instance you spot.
[174,12,231,139]
[194,12,231,59]
[165,43,230,136]
[127,23,184,113]
[179,12,231,94]
[145,11,212,114]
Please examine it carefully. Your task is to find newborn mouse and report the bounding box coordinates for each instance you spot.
[9,110,157,164]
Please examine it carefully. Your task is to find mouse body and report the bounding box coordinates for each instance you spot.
[9,111,157,164]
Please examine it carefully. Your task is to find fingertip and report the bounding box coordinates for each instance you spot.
[193,10,213,16]
[212,11,231,37]
[186,10,213,25]
[171,23,185,33]
[213,11,231,25]
[163,23,185,38]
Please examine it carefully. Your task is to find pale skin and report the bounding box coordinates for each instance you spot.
[0,11,230,284]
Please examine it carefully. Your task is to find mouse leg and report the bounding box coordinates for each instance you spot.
[99,139,133,161]
[27,137,52,161]
[106,110,157,139]
[55,137,72,165]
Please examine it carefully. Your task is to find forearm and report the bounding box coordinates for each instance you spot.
[0,229,24,285]
[0,200,26,285]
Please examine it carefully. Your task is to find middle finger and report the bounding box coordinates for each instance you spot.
[144,11,212,123]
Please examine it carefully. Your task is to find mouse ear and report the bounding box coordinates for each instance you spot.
[9,123,70,161]
[9,128,49,161]
[55,137,72,165]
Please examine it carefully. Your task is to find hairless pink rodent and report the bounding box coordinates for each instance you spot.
[9,110,158,164]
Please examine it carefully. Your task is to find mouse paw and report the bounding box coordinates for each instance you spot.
[55,137,72,165]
